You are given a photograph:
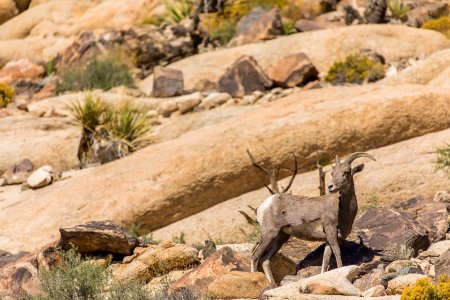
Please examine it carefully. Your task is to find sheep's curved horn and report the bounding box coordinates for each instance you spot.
[345,152,376,165]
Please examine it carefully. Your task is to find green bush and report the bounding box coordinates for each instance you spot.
[283,19,297,35]
[422,16,450,39]
[388,0,410,21]
[208,18,238,44]
[0,83,15,108]
[57,53,134,93]
[436,144,450,175]
[325,54,385,84]
[26,249,155,300]
[401,276,450,300]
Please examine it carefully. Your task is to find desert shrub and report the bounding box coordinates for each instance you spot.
[401,275,450,300]
[172,232,186,244]
[283,19,297,35]
[0,83,15,108]
[436,144,450,175]
[140,15,167,26]
[26,249,108,300]
[45,57,58,75]
[206,16,238,44]
[109,281,153,300]
[422,16,450,39]
[227,0,289,18]
[57,53,134,93]
[68,94,108,133]
[325,54,385,84]
[388,0,410,21]
[164,0,194,23]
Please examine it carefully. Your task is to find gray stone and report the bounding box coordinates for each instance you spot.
[152,66,184,97]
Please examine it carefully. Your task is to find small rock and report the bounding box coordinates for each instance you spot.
[59,220,139,256]
[218,55,272,97]
[299,265,362,296]
[157,100,178,117]
[242,95,256,105]
[434,249,450,278]
[0,59,45,85]
[433,190,450,203]
[353,269,384,292]
[386,274,428,295]
[363,285,387,297]
[175,92,202,114]
[418,240,450,259]
[407,3,449,27]
[265,53,319,88]
[207,271,270,299]
[386,260,420,273]
[200,92,231,109]
[2,159,34,185]
[295,19,341,32]
[229,7,283,46]
[151,66,184,97]
[26,165,53,189]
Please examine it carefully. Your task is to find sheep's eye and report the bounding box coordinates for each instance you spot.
[343,171,350,176]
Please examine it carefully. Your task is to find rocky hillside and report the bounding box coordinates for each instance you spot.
[0,0,450,299]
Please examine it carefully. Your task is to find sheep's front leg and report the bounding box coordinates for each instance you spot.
[325,225,342,268]
[321,244,332,273]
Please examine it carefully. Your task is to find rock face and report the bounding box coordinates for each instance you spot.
[112,242,199,283]
[167,25,450,91]
[218,55,272,97]
[1,84,450,253]
[353,207,430,256]
[1,159,34,185]
[230,7,284,46]
[0,59,44,85]
[207,271,270,299]
[265,53,318,88]
[151,66,184,98]
[169,247,249,299]
[435,249,450,278]
[59,221,139,255]
[391,195,449,243]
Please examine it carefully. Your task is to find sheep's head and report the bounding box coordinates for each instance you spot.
[328,152,376,193]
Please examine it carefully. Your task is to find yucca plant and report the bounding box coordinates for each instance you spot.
[388,0,410,21]
[106,102,151,151]
[68,94,107,133]
[164,0,194,23]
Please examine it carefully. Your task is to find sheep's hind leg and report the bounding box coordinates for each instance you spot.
[251,230,279,273]
[260,232,290,287]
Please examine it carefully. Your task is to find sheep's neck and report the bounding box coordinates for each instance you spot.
[338,178,357,239]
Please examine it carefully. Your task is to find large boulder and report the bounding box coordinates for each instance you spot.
[0,116,80,173]
[59,220,139,255]
[166,25,450,91]
[153,127,450,245]
[0,59,44,85]
[1,84,450,253]
[168,247,249,298]
[353,208,430,256]
[229,7,284,46]
[265,53,318,88]
[386,274,428,295]
[218,55,272,97]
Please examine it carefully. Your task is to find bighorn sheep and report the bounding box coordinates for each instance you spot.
[249,152,376,286]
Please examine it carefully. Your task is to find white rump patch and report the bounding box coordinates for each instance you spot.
[257,194,276,225]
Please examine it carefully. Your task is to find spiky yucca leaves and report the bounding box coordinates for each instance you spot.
[68,94,107,133]
[164,0,194,23]
[388,0,410,21]
[106,102,151,151]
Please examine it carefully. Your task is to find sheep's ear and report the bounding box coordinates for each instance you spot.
[351,164,364,175]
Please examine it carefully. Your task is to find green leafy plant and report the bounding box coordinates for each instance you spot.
[172,232,186,244]
[164,0,194,23]
[108,281,153,300]
[68,94,107,133]
[436,144,450,175]
[325,54,385,85]
[422,16,450,39]
[45,57,58,75]
[388,0,410,21]
[0,83,15,108]
[401,275,450,300]
[57,52,134,93]
[140,15,167,27]
[283,19,297,35]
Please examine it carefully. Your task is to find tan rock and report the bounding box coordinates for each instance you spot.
[167,25,450,91]
[0,0,19,25]
[175,92,202,114]
[207,271,270,299]
[265,53,318,88]
[26,165,53,189]
[363,285,386,297]
[200,92,231,110]
[0,59,45,85]
[386,260,420,273]
[0,116,80,173]
[434,190,450,203]
[169,247,249,298]
[1,84,450,253]
[386,274,428,295]
[418,240,450,259]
